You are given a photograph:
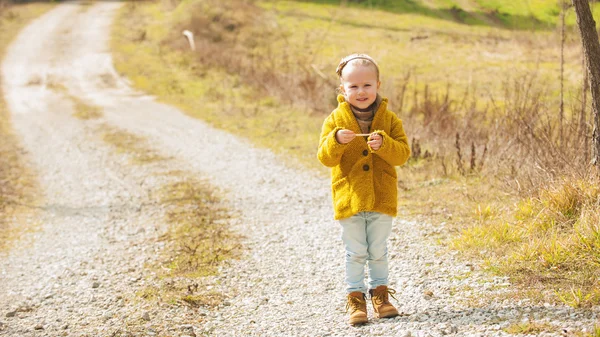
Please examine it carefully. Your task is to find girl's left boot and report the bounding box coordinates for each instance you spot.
[369,285,399,318]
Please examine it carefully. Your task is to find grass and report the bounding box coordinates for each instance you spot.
[47,82,105,120]
[452,176,600,307]
[0,2,56,251]
[503,320,556,334]
[101,125,167,164]
[109,0,600,312]
[290,0,589,29]
[111,1,324,171]
[133,173,238,308]
[96,122,240,307]
[262,0,583,100]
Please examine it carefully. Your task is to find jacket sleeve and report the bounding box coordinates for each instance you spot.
[371,114,411,166]
[317,114,346,167]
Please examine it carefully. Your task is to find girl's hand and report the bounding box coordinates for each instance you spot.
[368,133,383,150]
[335,129,356,144]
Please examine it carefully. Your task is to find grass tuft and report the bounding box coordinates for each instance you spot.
[47,82,104,120]
[453,176,600,306]
[503,320,555,334]
[157,178,239,278]
[100,125,166,164]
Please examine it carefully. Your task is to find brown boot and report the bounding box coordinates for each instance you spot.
[369,285,399,318]
[346,291,368,325]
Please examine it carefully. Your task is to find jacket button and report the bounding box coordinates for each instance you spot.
[363,150,368,156]
[363,164,369,171]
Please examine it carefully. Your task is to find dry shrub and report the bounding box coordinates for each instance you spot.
[167,0,335,112]
[395,68,592,196]
[0,0,11,19]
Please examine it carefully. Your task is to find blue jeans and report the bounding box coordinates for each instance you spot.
[339,212,393,294]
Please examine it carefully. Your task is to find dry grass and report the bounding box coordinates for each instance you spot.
[111,0,325,171]
[452,175,600,307]
[156,177,240,279]
[47,81,104,120]
[0,2,56,251]
[96,123,240,307]
[100,125,167,164]
[503,320,556,334]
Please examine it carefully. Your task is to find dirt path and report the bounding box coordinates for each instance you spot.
[0,2,598,337]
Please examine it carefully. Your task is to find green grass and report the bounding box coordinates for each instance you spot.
[288,0,597,28]
[452,177,600,307]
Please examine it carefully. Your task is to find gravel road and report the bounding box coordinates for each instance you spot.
[1,2,598,336]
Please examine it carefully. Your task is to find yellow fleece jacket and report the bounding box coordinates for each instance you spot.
[317,95,410,220]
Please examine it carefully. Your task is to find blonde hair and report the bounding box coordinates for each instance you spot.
[335,53,380,81]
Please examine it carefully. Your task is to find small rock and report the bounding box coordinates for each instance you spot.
[5,311,16,318]
[180,324,196,337]
[142,312,151,321]
[34,324,44,330]
[102,311,113,321]
[92,282,100,289]
[398,331,412,337]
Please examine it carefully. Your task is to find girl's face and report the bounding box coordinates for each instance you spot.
[340,64,380,110]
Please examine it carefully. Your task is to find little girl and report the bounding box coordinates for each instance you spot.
[317,54,410,325]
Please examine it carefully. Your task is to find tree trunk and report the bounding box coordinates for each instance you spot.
[560,3,565,142]
[572,0,600,167]
[581,53,589,163]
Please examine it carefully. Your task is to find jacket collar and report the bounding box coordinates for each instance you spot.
[336,94,388,133]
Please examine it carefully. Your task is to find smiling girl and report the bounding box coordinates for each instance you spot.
[317,54,411,325]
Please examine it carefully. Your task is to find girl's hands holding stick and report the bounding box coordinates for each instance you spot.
[367,133,383,151]
[336,130,383,150]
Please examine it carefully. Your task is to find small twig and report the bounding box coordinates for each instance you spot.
[182,30,195,51]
